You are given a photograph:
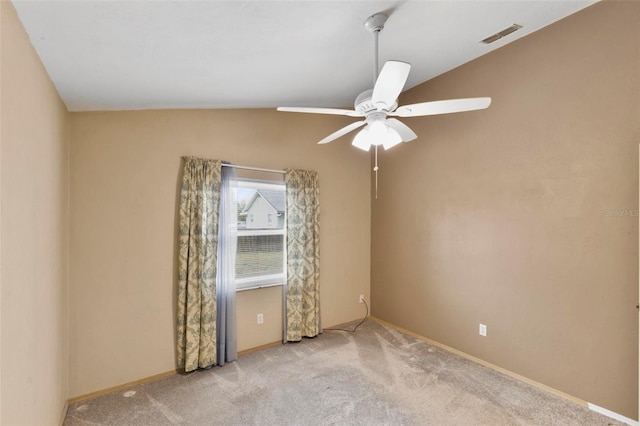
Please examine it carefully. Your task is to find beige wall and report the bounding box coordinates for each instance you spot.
[371,0,639,419]
[69,109,371,397]
[4,0,636,419]
[237,286,283,351]
[0,2,70,424]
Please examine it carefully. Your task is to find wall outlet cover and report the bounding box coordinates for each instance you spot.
[479,323,487,337]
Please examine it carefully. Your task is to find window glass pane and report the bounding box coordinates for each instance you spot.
[237,186,284,230]
[236,234,284,279]
[237,187,254,229]
[233,179,286,289]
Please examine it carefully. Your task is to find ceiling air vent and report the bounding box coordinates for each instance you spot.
[481,24,523,44]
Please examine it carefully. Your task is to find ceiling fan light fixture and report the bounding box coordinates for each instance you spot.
[352,128,372,151]
[368,120,389,146]
[382,127,403,150]
[352,121,403,152]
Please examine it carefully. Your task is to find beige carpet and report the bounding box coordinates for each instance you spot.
[64,320,621,425]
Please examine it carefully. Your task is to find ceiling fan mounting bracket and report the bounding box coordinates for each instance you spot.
[364,13,388,33]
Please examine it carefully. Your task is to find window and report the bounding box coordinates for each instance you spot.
[235,179,286,291]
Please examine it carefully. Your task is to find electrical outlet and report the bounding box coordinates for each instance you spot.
[257,313,264,325]
[479,323,487,337]
[359,294,365,304]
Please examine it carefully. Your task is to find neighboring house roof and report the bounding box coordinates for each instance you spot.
[242,190,285,215]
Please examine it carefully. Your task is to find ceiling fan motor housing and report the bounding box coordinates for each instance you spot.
[355,89,397,115]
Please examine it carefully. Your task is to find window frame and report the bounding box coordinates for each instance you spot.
[235,178,286,292]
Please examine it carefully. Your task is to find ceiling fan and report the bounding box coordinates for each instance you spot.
[277,12,491,152]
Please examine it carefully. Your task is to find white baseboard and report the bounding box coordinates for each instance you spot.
[588,403,639,426]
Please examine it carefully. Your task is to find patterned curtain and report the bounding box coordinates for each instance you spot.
[177,157,221,372]
[285,169,320,341]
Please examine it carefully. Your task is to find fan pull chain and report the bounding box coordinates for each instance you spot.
[374,145,379,199]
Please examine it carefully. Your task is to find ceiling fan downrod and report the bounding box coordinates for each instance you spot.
[364,13,387,84]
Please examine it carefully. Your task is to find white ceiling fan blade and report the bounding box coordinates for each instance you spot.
[386,118,417,142]
[372,61,411,110]
[392,97,492,117]
[277,107,364,117]
[318,120,366,145]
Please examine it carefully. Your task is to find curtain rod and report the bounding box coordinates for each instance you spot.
[222,163,285,175]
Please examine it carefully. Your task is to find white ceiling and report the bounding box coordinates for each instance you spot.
[12,0,597,112]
